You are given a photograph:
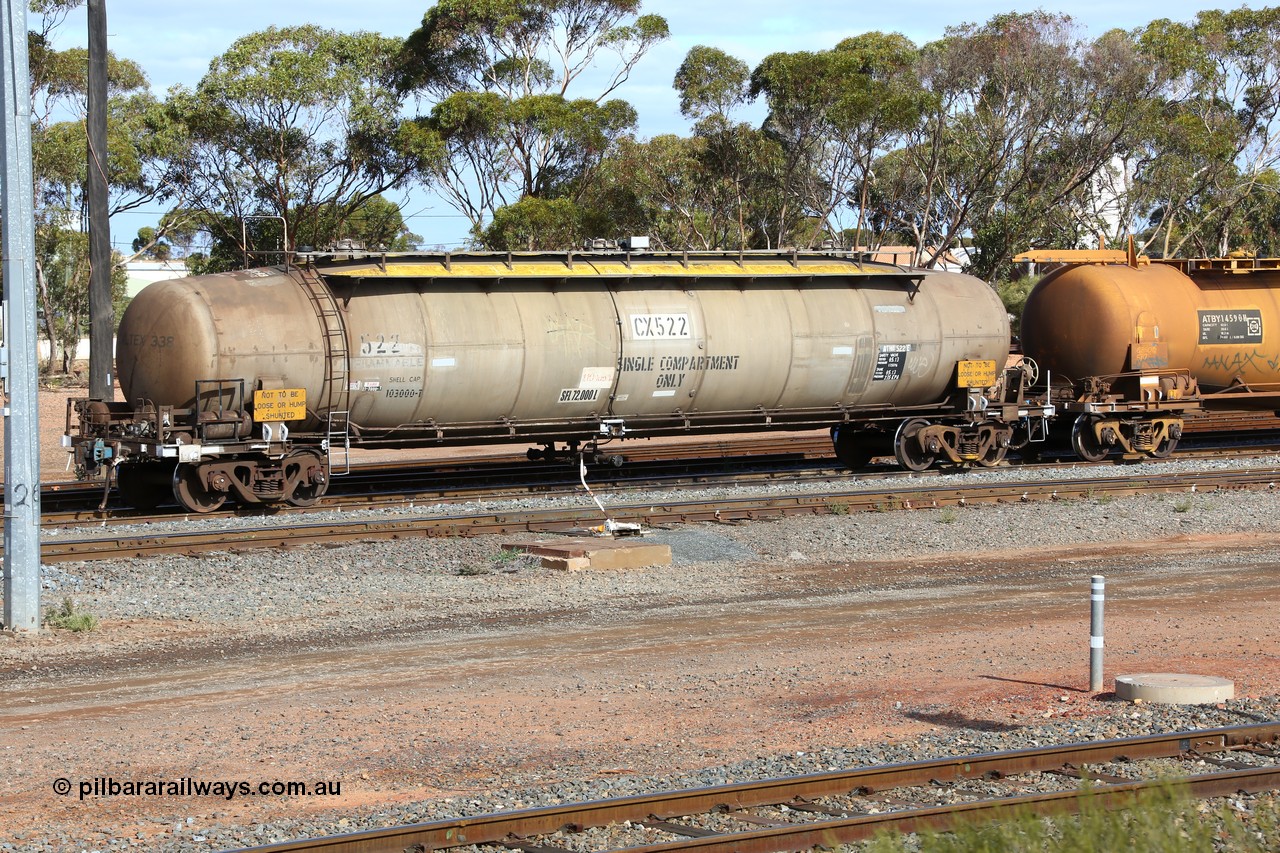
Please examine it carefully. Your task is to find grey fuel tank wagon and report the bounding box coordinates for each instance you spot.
[66,247,1050,513]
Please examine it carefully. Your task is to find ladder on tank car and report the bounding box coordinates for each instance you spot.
[296,269,351,475]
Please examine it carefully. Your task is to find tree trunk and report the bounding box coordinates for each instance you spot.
[34,258,58,374]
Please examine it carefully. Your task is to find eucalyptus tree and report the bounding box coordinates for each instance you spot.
[964,21,1169,276]
[674,45,752,121]
[748,48,857,247]
[666,45,788,248]
[827,33,928,252]
[33,227,126,373]
[26,0,181,371]
[873,12,1165,277]
[1129,7,1280,257]
[395,0,669,236]
[308,194,423,251]
[580,133,743,250]
[1209,168,1280,256]
[576,44,775,250]
[749,34,926,250]
[477,196,586,250]
[167,25,437,266]
[578,44,786,252]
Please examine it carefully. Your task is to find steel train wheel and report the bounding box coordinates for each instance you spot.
[1149,434,1178,459]
[977,441,1008,468]
[283,449,329,507]
[893,418,936,472]
[172,463,226,513]
[1070,415,1108,463]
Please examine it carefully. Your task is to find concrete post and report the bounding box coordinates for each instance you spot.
[1,0,43,633]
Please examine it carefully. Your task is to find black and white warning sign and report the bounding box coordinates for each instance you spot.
[1199,309,1263,344]
[558,388,600,404]
[873,344,912,381]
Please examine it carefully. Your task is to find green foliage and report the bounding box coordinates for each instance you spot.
[396,0,667,236]
[997,275,1039,337]
[34,226,128,373]
[1229,169,1280,256]
[479,197,585,250]
[858,787,1280,852]
[27,3,181,371]
[744,33,930,249]
[491,547,538,572]
[455,548,538,575]
[397,0,669,99]
[298,195,423,252]
[132,226,171,260]
[919,13,1157,277]
[31,4,1280,272]
[29,5,190,236]
[586,125,787,250]
[44,598,99,633]
[674,46,751,120]
[167,25,436,260]
[1130,8,1280,258]
[138,208,245,272]
[607,28,1052,254]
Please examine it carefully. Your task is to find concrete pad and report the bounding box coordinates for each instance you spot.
[1114,673,1234,705]
[503,537,673,571]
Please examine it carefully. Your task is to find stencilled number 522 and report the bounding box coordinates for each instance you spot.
[359,334,401,355]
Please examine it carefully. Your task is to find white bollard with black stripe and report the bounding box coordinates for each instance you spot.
[1089,575,1105,692]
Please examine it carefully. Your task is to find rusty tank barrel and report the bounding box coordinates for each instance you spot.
[117,268,327,416]
[1021,258,1280,391]
[115,250,1009,438]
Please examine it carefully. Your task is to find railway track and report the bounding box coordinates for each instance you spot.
[33,465,1280,562]
[23,433,834,515]
[36,441,840,524]
[30,421,1280,527]
[234,722,1280,852]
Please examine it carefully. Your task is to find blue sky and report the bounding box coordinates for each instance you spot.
[50,0,1225,250]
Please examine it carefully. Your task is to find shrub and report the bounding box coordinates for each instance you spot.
[45,598,98,632]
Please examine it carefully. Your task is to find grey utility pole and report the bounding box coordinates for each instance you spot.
[86,0,113,401]
[2,0,43,633]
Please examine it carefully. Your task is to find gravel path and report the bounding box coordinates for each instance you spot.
[19,454,1280,643]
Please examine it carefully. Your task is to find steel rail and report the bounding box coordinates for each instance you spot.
[43,438,1280,527]
[30,465,1280,562]
[25,409,1280,516]
[230,722,1280,853]
[24,433,837,500]
[28,419,1280,524]
[37,450,845,526]
[598,768,1280,853]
